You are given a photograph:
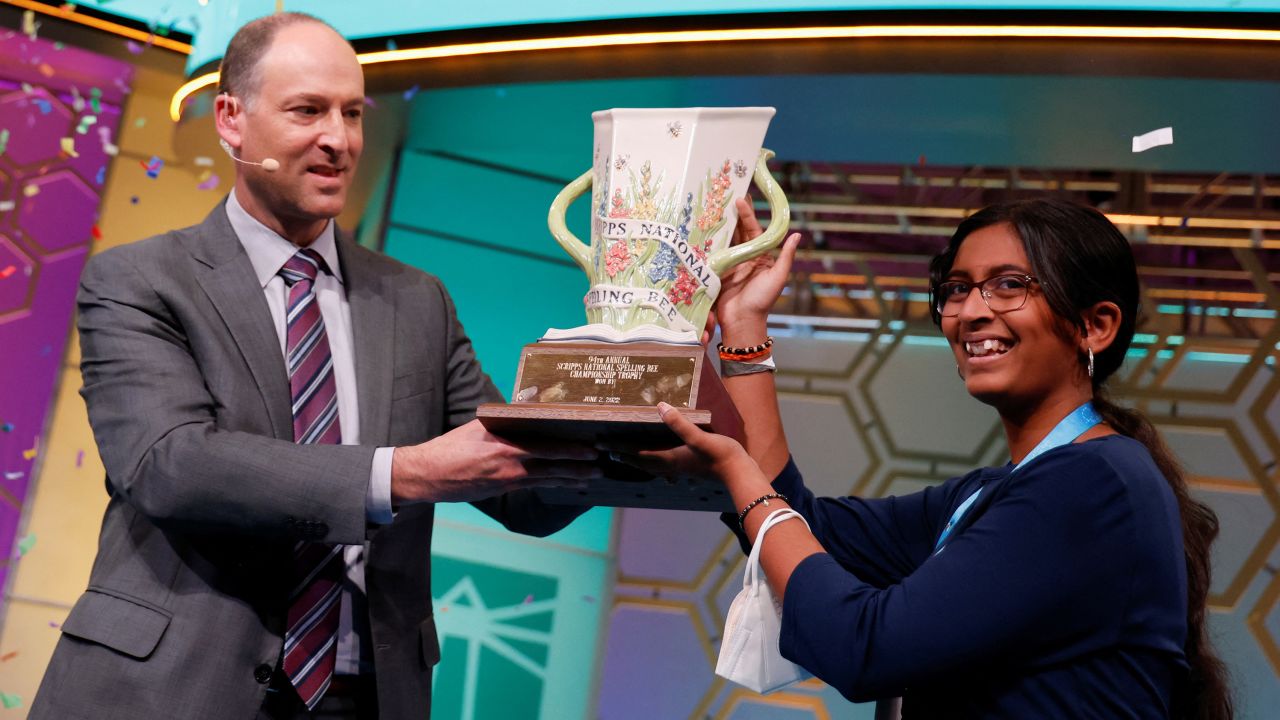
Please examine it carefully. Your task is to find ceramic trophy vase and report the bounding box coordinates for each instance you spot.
[477,107,791,512]
[544,106,790,344]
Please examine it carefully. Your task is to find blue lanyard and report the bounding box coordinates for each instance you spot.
[933,402,1103,553]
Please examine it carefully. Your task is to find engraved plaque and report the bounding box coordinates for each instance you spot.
[513,345,699,408]
[477,341,743,511]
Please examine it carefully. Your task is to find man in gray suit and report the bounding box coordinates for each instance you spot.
[31,13,597,720]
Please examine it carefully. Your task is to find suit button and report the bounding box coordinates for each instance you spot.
[254,664,273,684]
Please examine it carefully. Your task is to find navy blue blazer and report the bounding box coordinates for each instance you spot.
[735,435,1189,718]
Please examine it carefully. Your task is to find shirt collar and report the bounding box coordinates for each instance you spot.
[225,189,343,289]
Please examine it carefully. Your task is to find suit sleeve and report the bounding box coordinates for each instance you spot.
[775,450,1137,701]
[78,247,373,543]
[424,278,586,537]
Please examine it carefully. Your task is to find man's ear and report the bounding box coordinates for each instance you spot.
[1079,301,1122,355]
[214,94,242,153]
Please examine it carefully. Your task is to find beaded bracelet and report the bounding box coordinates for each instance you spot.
[717,336,773,360]
[737,492,788,530]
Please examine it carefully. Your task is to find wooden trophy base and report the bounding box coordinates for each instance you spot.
[477,342,741,512]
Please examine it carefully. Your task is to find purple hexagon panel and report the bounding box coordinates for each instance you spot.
[0,30,132,599]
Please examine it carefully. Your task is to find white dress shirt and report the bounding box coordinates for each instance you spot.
[225,190,392,674]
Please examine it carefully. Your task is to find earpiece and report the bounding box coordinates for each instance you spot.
[219,137,279,172]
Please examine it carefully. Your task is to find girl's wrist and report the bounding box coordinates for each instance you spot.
[718,317,769,346]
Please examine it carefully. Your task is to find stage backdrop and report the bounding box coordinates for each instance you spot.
[386,74,1280,719]
[0,29,131,621]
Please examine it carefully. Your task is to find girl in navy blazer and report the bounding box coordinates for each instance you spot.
[633,198,1233,718]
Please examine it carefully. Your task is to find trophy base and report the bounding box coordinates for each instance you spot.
[476,341,742,512]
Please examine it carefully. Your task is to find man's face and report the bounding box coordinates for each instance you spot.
[232,22,365,228]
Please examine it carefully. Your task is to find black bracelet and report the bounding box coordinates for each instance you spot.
[717,336,774,357]
[737,492,788,530]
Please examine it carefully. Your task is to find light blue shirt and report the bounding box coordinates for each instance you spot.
[226,190,390,674]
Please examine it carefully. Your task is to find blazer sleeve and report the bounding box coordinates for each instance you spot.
[423,276,586,537]
[726,458,962,588]
[774,450,1138,702]
[78,247,374,543]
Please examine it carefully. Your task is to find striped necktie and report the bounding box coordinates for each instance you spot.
[278,248,343,709]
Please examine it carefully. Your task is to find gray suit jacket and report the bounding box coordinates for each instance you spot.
[32,202,580,719]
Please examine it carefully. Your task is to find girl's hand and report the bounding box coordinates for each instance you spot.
[713,197,802,340]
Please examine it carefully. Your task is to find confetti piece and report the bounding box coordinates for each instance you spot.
[197,172,219,191]
[37,63,55,78]
[143,155,163,179]
[364,96,376,108]
[126,40,144,55]
[194,156,214,167]
[582,595,596,603]
[0,423,11,432]
[0,693,21,710]
[403,85,420,101]
[89,87,102,114]
[4,472,23,481]
[70,86,84,112]
[1132,126,1173,153]
[76,449,84,467]
[0,129,8,155]
[22,440,37,460]
[60,136,78,158]
[0,651,16,662]
[135,117,147,128]
[34,98,52,114]
[386,39,397,51]
[76,115,97,134]
[23,185,39,198]
[95,165,105,184]
[103,143,119,156]
[48,621,59,628]
[0,265,14,278]
[91,225,102,239]
[523,594,534,604]
[16,534,35,557]
[21,10,37,39]
[130,196,139,204]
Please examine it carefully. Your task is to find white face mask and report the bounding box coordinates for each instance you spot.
[715,508,813,694]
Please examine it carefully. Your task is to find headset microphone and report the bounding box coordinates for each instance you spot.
[219,138,279,172]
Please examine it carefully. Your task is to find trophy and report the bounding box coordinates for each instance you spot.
[477,107,790,510]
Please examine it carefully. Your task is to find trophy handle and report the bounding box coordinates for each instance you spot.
[708,149,791,276]
[548,168,595,273]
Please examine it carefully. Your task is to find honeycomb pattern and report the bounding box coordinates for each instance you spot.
[601,248,1280,716]
[0,83,117,322]
[0,38,129,626]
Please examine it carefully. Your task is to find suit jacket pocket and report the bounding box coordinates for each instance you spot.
[419,615,441,667]
[61,587,172,659]
[392,370,435,401]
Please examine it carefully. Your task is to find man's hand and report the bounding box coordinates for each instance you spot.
[390,420,602,504]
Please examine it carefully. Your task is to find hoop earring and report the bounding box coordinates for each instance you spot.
[1087,347,1094,379]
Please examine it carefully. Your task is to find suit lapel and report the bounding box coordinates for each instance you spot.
[338,237,394,446]
[183,202,294,441]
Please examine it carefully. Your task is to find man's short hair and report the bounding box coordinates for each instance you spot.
[217,12,346,105]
